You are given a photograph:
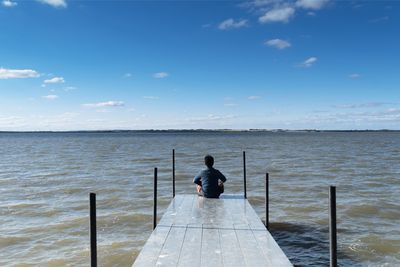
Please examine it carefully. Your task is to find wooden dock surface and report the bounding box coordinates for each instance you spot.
[132,194,293,267]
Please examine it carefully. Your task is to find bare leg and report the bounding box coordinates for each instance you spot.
[196,185,203,196]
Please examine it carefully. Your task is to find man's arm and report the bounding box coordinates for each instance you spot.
[193,171,202,185]
[218,170,227,183]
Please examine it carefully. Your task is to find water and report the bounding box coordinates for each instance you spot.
[0,131,399,267]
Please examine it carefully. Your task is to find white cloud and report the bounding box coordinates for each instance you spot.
[369,16,389,23]
[246,1,329,24]
[2,0,17,7]
[240,0,282,11]
[301,57,317,67]
[259,7,295,23]
[187,114,237,123]
[0,68,40,79]
[153,72,169,79]
[349,73,361,79]
[64,86,77,91]
[265,38,291,49]
[334,102,391,109]
[224,103,238,107]
[296,0,329,10]
[218,18,248,30]
[305,108,400,125]
[43,76,65,84]
[82,101,124,108]
[0,116,25,124]
[95,109,110,113]
[143,96,159,100]
[248,96,261,100]
[42,95,58,100]
[37,0,67,8]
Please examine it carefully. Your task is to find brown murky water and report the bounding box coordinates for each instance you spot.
[0,131,399,266]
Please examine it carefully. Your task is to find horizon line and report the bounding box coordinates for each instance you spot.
[0,129,399,133]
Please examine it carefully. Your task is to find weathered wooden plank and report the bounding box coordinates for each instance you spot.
[132,225,171,267]
[157,195,186,226]
[173,194,196,226]
[235,227,270,267]
[219,228,246,267]
[227,200,251,229]
[252,229,293,267]
[158,195,191,226]
[155,226,187,266]
[177,227,202,267]
[201,228,222,267]
[243,200,268,230]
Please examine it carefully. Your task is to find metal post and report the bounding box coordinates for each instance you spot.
[329,186,337,267]
[243,151,247,199]
[89,193,97,267]
[265,172,269,230]
[153,167,158,230]
[172,149,175,198]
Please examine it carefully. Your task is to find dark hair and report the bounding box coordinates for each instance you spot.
[204,155,214,167]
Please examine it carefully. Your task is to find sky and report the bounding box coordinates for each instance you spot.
[0,0,399,130]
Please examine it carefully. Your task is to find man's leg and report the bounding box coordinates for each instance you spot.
[196,185,203,196]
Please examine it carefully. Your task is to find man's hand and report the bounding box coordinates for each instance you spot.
[196,185,202,193]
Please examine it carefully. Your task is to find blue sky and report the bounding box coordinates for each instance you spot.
[0,0,399,130]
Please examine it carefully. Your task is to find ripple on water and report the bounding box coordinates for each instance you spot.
[98,213,153,227]
[345,204,380,217]
[359,235,400,255]
[0,235,32,248]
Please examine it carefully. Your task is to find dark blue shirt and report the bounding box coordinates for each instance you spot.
[193,167,227,198]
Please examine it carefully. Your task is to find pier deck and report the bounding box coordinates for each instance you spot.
[132,194,293,267]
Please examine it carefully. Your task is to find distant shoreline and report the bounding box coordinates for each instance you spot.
[0,129,399,133]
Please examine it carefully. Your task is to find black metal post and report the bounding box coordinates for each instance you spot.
[153,167,158,230]
[89,193,97,267]
[265,172,269,230]
[329,186,337,267]
[172,149,175,198]
[243,151,247,199]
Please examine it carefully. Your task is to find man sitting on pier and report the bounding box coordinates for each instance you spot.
[193,155,226,198]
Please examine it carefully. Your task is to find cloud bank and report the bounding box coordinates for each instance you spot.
[44,76,65,84]
[2,0,17,7]
[259,6,295,23]
[153,72,169,79]
[42,95,58,100]
[265,38,291,49]
[0,68,40,79]
[82,101,125,108]
[248,96,261,100]
[37,0,67,8]
[296,0,329,10]
[245,0,330,24]
[301,57,317,67]
[218,18,248,30]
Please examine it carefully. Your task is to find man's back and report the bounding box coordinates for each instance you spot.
[193,167,226,198]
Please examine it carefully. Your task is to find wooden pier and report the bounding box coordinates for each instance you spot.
[88,152,338,266]
[132,194,293,267]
